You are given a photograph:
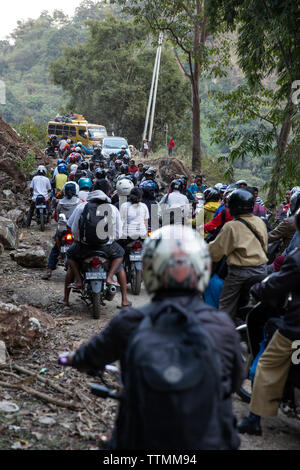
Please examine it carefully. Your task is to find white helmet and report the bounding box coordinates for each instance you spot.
[76,141,82,146]
[291,186,300,196]
[142,225,211,294]
[116,178,134,196]
[70,164,78,173]
[75,146,82,153]
[214,183,223,191]
[37,165,47,175]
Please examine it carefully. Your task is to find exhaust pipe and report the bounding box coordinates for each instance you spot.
[106,284,117,300]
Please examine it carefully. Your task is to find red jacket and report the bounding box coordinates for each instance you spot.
[168,139,175,149]
[128,166,138,174]
[204,208,233,232]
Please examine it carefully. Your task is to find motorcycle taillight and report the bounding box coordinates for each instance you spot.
[66,233,73,245]
[134,241,142,251]
[91,257,101,268]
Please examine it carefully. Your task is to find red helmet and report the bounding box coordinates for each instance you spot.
[68,155,76,164]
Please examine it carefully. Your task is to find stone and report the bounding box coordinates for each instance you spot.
[0,216,18,249]
[0,340,6,364]
[13,248,47,268]
[0,302,55,352]
[6,209,25,227]
[2,189,15,200]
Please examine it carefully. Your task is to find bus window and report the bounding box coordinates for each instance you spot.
[70,126,76,137]
[48,124,56,134]
[63,125,69,134]
[78,129,87,138]
[56,125,63,136]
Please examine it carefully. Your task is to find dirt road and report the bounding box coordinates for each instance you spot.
[0,222,300,450]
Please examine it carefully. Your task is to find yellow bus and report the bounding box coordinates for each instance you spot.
[47,114,107,149]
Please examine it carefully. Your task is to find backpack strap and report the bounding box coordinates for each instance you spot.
[235,217,267,254]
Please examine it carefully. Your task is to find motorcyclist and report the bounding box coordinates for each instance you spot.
[140,180,160,231]
[275,189,291,224]
[267,191,300,253]
[76,141,93,155]
[69,164,78,182]
[188,175,207,195]
[112,177,134,209]
[63,180,131,308]
[77,177,92,202]
[59,225,243,450]
[90,145,105,171]
[119,187,149,246]
[117,145,130,159]
[53,163,68,193]
[237,207,300,436]
[42,182,81,280]
[208,188,268,319]
[159,179,190,224]
[179,175,195,203]
[26,165,51,227]
[141,168,159,198]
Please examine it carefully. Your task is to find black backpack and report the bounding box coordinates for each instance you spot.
[116,299,226,450]
[79,199,110,246]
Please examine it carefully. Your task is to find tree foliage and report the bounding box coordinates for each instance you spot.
[50,16,191,149]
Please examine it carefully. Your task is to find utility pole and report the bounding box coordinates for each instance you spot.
[142,33,163,153]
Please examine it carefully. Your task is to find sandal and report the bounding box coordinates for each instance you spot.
[117,301,132,309]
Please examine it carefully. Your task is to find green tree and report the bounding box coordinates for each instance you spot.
[206,0,300,203]
[50,16,190,149]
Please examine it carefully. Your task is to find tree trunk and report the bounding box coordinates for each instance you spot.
[191,1,201,172]
[267,102,293,205]
[192,82,201,172]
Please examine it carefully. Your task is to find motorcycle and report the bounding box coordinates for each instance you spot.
[57,214,73,261]
[124,238,144,295]
[72,251,117,319]
[236,302,300,417]
[35,194,49,232]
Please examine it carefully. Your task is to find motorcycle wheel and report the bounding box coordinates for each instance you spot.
[131,267,142,295]
[40,212,45,232]
[92,292,101,319]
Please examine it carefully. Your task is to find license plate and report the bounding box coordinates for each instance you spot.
[129,254,143,261]
[36,205,46,209]
[85,272,106,280]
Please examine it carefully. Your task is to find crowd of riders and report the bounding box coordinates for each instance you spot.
[25,135,300,449]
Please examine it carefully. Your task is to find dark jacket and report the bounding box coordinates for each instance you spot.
[72,293,244,449]
[268,216,296,253]
[252,247,300,341]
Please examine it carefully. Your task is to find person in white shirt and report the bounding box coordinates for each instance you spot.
[62,180,131,308]
[26,166,52,227]
[159,179,191,223]
[120,188,149,242]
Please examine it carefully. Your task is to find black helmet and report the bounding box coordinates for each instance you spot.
[203,187,220,203]
[95,168,106,180]
[123,155,130,164]
[170,179,183,192]
[80,161,88,170]
[290,191,300,215]
[295,208,300,233]
[120,164,129,174]
[227,189,255,217]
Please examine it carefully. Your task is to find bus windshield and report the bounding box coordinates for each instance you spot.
[88,126,107,140]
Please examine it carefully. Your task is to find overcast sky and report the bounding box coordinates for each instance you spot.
[0,0,84,40]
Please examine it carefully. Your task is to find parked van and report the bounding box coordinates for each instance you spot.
[47,114,107,149]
